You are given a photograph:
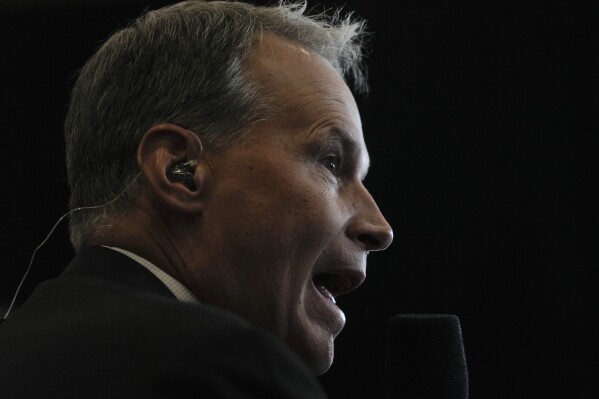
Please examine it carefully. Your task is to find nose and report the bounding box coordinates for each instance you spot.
[347,185,394,252]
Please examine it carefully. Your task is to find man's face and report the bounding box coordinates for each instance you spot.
[193,34,393,375]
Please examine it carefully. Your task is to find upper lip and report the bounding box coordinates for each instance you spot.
[312,258,366,298]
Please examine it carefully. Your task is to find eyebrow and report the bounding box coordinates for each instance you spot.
[328,128,371,180]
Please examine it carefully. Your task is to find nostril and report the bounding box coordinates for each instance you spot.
[357,234,381,251]
[356,226,393,252]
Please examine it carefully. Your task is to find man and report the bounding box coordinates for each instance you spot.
[0,1,392,397]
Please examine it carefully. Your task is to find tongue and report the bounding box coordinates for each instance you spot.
[317,284,336,304]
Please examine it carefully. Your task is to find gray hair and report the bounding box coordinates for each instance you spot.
[64,0,369,252]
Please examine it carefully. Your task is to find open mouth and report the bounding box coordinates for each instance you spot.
[314,279,336,304]
[312,272,355,304]
[311,260,367,309]
[312,273,337,304]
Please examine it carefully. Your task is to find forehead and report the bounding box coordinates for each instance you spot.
[245,33,368,163]
[246,33,358,113]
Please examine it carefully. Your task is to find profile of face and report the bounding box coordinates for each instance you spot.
[188,34,393,375]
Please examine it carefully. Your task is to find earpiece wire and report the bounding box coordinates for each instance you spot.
[1,173,141,322]
[1,128,203,322]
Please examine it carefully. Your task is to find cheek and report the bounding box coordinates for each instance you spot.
[283,187,344,247]
[210,157,347,273]
[245,176,341,246]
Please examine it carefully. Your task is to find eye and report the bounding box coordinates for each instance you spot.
[322,154,340,174]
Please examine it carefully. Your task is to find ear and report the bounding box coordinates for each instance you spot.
[137,123,206,215]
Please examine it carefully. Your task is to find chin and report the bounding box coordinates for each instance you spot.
[289,332,335,376]
[312,346,334,376]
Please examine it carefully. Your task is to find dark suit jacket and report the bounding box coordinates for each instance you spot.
[0,246,328,398]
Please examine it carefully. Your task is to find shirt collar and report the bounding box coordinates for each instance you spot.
[102,245,199,304]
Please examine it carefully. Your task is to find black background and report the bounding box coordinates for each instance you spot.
[1,0,597,398]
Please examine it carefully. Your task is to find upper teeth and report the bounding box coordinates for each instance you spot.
[318,284,336,304]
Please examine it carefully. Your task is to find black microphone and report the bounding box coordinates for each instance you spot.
[385,314,469,399]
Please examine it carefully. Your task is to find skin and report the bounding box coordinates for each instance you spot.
[92,33,393,375]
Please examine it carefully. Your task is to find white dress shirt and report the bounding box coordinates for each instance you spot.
[103,245,199,304]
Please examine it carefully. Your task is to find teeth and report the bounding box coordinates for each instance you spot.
[318,284,336,304]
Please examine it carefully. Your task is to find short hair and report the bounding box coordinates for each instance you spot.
[64,0,369,252]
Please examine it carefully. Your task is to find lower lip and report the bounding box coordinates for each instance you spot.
[311,280,345,335]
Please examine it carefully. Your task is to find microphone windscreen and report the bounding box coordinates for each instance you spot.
[385,314,469,399]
